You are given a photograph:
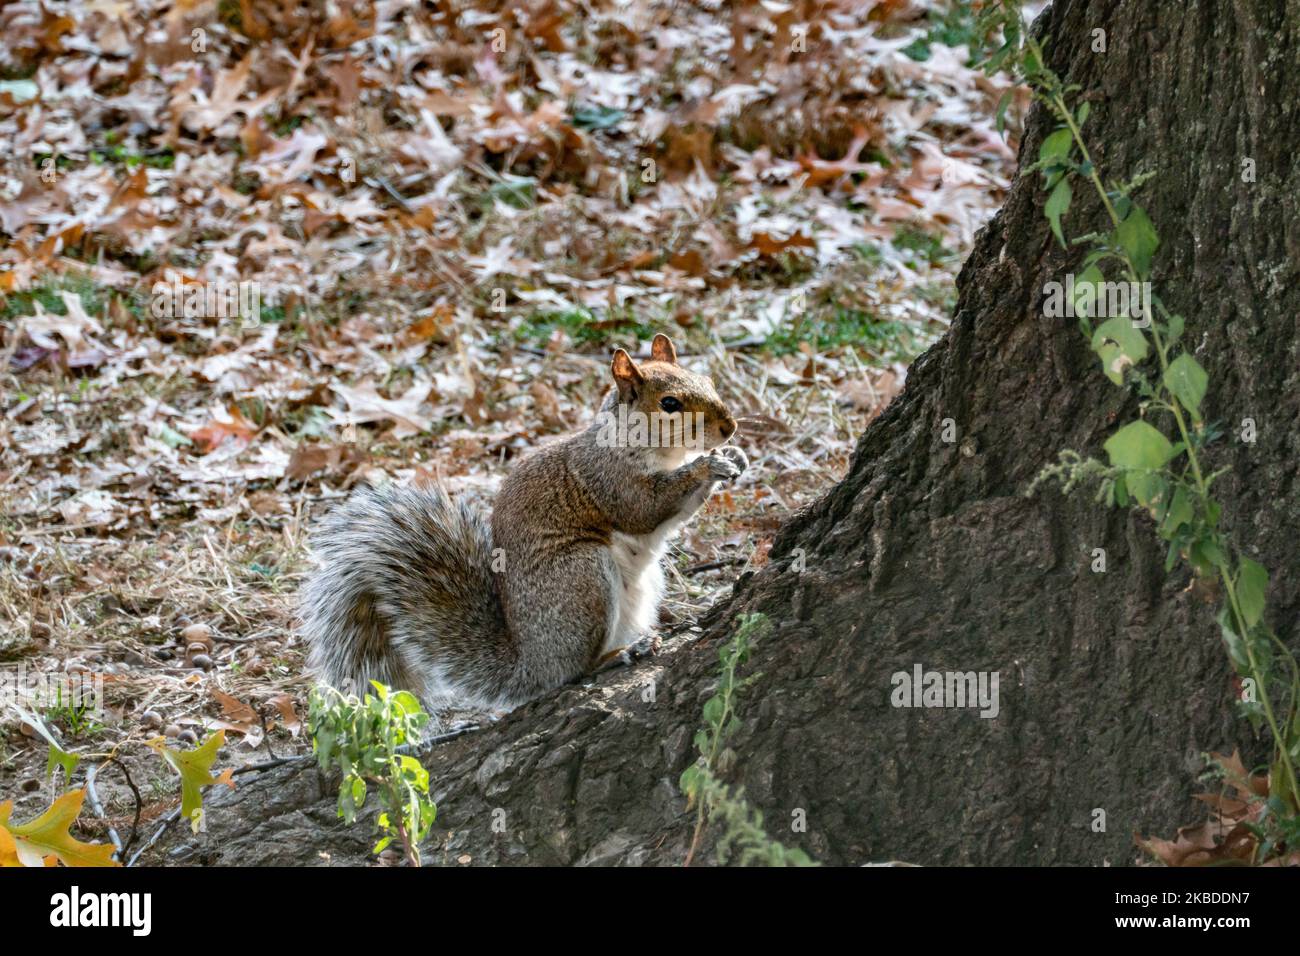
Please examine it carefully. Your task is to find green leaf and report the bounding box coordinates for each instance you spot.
[1127,472,1167,509]
[995,89,1014,136]
[1237,558,1268,629]
[679,764,701,798]
[1190,536,1226,575]
[6,705,80,781]
[1115,204,1158,277]
[146,731,234,826]
[984,42,1011,75]
[1045,178,1072,248]
[1076,102,1091,126]
[1039,128,1073,166]
[1091,316,1149,384]
[1113,473,1129,507]
[571,104,626,131]
[1103,420,1174,471]
[1159,485,1193,537]
[46,745,80,781]
[391,690,420,718]
[1072,263,1105,336]
[1164,353,1208,418]
[1164,538,1180,572]
[1218,607,1249,672]
[156,423,193,448]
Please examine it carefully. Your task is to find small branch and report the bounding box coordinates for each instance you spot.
[84,762,124,860]
[683,557,746,575]
[110,757,144,861]
[232,753,313,776]
[126,807,182,868]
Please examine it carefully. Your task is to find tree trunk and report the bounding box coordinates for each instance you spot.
[160,0,1300,866]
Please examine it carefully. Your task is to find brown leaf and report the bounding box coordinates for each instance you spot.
[402,303,456,345]
[747,231,816,257]
[266,694,301,737]
[798,126,879,188]
[285,442,365,483]
[189,405,257,454]
[212,690,258,726]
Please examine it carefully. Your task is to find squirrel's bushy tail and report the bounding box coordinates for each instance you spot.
[301,484,514,710]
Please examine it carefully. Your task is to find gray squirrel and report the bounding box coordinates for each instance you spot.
[301,334,748,711]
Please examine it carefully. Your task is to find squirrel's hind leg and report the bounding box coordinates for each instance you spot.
[497,546,617,704]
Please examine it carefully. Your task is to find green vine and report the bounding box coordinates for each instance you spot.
[679,613,816,866]
[979,3,1299,850]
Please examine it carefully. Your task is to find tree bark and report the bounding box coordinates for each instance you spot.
[159,0,1300,866]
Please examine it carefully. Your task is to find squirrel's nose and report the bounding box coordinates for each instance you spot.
[721,415,736,439]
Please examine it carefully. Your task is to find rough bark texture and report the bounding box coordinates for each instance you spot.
[158,0,1300,866]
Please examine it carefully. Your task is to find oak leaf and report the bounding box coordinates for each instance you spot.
[0,790,119,867]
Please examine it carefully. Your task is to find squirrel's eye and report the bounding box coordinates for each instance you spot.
[659,396,682,413]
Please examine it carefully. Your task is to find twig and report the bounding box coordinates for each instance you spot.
[259,706,279,760]
[365,176,415,213]
[110,757,143,861]
[84,762,124,860]
[231,753,313,776]
[683,557,747,575]
[127,807,182,867]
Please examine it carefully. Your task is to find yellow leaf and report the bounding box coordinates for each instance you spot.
[147,731,236,825]
[0,819,20,867]
[0,791,118,867]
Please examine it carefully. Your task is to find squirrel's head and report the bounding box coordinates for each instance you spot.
[605,333,737,456]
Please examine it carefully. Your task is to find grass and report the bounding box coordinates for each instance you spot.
[892,226,959,268]
[512,307,658,349]
[42,695,106,740]
[901,2,982,63]
[89,145,175,170]
[762,307,920,360]
[1,273,109,322]
[481,177,537,210]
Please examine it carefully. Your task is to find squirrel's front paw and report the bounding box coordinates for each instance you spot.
[706,446,748,482]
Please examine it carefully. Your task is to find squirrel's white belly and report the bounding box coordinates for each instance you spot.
[606,530,672,653]
[603,452,714,654]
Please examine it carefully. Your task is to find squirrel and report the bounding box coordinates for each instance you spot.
[301,333,748,712]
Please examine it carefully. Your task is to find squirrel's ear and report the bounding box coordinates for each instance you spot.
[650,333,678,364]
[611,348,643,401]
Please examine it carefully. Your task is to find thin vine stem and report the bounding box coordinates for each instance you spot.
[1044,87,1300,805]
[684,667,734,867]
